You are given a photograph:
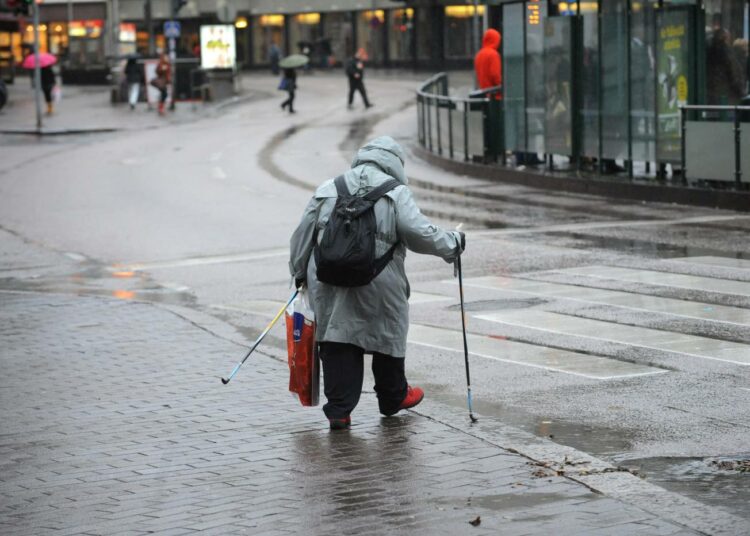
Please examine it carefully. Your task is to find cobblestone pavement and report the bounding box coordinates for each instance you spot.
[0,291,708,536]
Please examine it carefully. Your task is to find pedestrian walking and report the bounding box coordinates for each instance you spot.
[151,53,171,116]
[279,67,297,113]
[40,65,56,115]
[124,57,142,110]
[346,48,372,109]
[289,136,465,430]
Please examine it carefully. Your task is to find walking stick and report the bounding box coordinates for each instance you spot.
[456,254,478,423]
[221,289,299,385]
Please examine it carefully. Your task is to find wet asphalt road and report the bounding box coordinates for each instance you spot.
[1,72,748,518]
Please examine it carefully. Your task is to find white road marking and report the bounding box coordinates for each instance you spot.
[212,166,227,179]
[65,252,87,262]
[115,248,289,271]
[673,256,750,271]
[474,310,750,366]
[456,276,750,327]
[408,324,667,379]
[209,152,223,162]
[555,266,750,298]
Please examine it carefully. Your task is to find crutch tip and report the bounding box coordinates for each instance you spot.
[221,377,230,385]
[469,414,478,423]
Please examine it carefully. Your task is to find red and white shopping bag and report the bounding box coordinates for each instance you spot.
[285,289,319,406]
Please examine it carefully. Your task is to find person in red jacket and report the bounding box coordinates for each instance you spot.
[474,28,502,99]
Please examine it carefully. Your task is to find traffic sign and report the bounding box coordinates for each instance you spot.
[164,20,181,38]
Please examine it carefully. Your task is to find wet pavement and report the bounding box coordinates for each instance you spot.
[1,72,750,533]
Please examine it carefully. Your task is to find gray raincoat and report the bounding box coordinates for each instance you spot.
[289,136,462,357]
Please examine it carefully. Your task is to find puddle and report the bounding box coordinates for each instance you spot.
[417,382,632,457]
[445,297,547,312]
[0,262,196,308]
[618,456,750,521]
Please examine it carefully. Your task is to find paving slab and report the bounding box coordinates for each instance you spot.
[1,291,737,535]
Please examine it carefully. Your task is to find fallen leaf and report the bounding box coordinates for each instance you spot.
[469,516,481,527]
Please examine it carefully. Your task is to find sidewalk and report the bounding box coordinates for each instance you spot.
[0,289,718,535]
[0,78,261,134]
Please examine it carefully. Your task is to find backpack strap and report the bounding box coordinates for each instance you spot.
[363,179,401,202]
[333,175,348,196]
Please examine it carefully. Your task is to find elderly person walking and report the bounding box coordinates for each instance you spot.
[289,136,465,430]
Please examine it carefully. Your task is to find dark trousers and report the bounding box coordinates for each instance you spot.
[42,85,53,104]
[347,79,370,107]
[159,87,168,104]
[281,89,295,112]
[319,342,407,419]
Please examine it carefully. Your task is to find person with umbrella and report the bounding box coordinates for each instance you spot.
[278,54,308,114]
[22,52,57,115]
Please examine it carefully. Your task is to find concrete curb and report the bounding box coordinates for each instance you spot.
[412,144,750,213]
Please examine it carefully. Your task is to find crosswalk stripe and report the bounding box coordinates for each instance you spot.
[673,256,750,271]
[457,276,750,326]
[473,310,750,366]
[553,266,750,298]
[408,324,667,379]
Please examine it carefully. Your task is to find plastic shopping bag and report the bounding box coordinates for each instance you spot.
[285,289,319,406]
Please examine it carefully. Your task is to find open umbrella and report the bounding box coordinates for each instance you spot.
[22,52,57,69]
[278,54,309,69]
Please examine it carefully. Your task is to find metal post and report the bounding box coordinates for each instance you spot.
[735,107,742,185]
[32,3,43,131]
[144,0,155,55]
[463,100,469,161]
[680,106,687,184]
[473,0,480,52]
[427,97,433,152]
[436,97,442,155]
[448,101,454,159]
[168,0,177,111]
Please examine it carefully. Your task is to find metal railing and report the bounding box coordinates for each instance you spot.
[681,105,750,186]
[416,73,504,164]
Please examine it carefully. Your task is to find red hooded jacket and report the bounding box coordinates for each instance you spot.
[474,29,502,98]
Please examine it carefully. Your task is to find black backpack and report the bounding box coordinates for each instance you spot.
[314,175,401,287]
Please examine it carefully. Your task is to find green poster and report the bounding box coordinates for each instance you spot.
[657,11,690,163]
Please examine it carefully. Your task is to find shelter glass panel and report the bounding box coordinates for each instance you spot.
[630,1,657,163]
[416,8,431,60]
[503,2,526,152]
[526,0,547,154]
[580,11,599,160]
[704,0,748,105]
[544,16,574,156]
[601,0,629,161]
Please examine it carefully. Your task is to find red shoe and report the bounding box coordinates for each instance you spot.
[398,386,424,411]
[329,416,351,430]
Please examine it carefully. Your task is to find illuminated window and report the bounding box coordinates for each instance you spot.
[444,5,485,18]
[296,13,320,25]
[235,16,248,29]
[259,14,284,27]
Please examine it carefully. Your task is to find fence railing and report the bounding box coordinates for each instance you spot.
[681,105,750,185]
[416,72,504,164]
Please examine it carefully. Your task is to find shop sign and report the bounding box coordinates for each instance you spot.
[119,23,136,43]
[200,24,236,69]
[527,0,541,26]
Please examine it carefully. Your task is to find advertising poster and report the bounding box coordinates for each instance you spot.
[656,11,689,162]
[200,25,236,69]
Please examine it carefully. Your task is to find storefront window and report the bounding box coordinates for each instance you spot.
[444,5,484,59]
[323,12,353,66]
[503,2,525,152]
[358,10,385,64]
[544,16,574,156]
[388,8,414,62]
[415,8,431,61]
[251,14,284,65]
[704,0,748,105]
[289,13,322,60]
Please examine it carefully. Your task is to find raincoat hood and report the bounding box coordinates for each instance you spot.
[482,29,501,49]
[351,136,407,185]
